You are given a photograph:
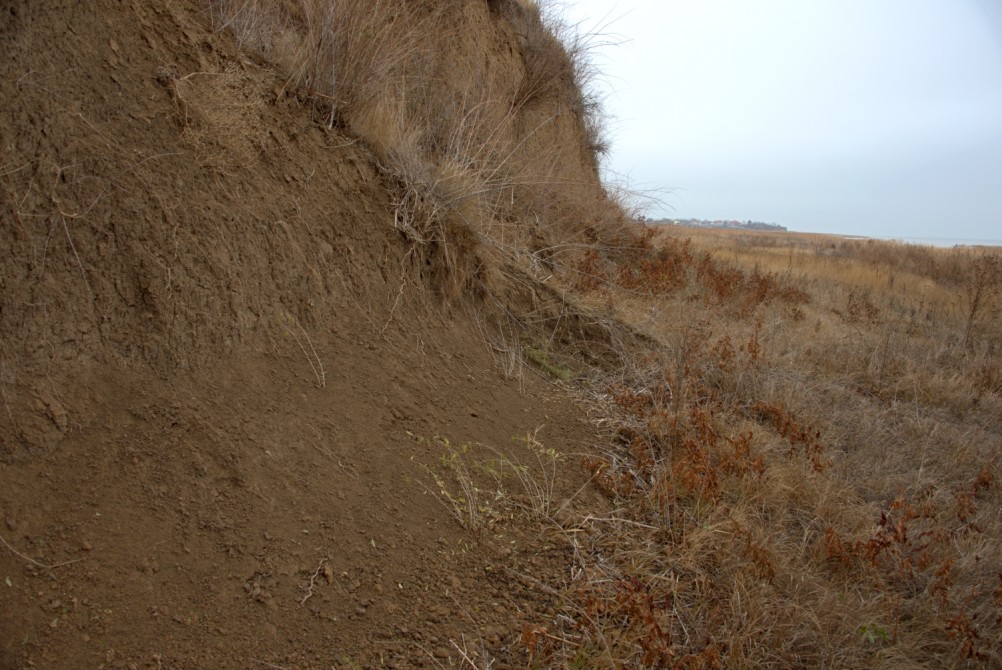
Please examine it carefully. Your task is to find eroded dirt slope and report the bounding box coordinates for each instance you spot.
[0,2,606,667]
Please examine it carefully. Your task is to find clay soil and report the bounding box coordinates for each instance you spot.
[0,2,607,667]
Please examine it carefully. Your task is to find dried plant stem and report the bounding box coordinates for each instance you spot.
[299,558,328,606]
[286,313,325,388]
[0,534,84,570]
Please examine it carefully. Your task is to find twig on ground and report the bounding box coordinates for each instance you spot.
[300,558,328,606]
[286,312,326,388]
[0,534,85,570]
[380,246,417,336]
[451,638,485,669]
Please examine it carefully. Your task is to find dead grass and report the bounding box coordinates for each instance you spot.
[414,431,566,537]
[536,227,1002,668]
[208,0,622,307]
[207,0,435,128]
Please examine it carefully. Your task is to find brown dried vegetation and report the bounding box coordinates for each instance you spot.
[544,226,1002,668]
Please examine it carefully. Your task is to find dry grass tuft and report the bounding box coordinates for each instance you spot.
[415,432,566,538]
[208,0,621,305]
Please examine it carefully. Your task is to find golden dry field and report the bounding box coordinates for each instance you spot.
[542,224,1002,667]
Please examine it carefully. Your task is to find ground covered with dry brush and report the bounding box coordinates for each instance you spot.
[532,228,1002,668]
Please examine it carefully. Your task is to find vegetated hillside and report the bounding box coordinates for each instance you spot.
[4,1,1002,669]
[0,1,627,668]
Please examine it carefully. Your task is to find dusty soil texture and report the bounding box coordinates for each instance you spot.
[0,2,608,667]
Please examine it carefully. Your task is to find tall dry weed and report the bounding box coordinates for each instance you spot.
[208,0,434,128]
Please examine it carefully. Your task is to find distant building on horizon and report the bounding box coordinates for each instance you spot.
[647,217,787,233]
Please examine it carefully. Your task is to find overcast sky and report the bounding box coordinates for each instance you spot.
[561,0,1002,241]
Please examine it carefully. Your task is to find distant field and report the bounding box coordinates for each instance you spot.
[660,223,1000,312]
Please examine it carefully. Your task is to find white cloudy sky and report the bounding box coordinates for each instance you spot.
[560,0,1002,240]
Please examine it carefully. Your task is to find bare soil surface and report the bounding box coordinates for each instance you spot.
[1,323,603,669]
[0,2,608,667]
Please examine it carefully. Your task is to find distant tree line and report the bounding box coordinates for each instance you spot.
[643,217,787,232]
